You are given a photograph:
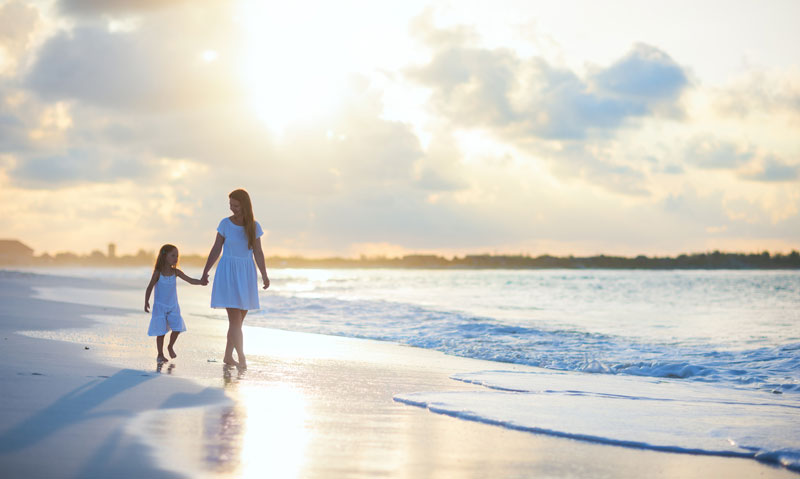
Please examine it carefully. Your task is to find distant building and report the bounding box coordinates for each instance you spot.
[108,243,116,258]
[0,239,34,264]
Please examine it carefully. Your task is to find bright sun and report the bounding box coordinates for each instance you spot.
[236,1,358,134]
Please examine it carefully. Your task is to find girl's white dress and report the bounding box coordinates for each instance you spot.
[211,217,263,310]
[148,272,187,336]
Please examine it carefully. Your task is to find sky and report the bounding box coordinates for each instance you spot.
[1,0,799,258]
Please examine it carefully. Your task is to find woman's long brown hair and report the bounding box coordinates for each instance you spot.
[229,189,256,250]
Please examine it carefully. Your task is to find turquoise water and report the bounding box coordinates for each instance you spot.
[251,269,800,395]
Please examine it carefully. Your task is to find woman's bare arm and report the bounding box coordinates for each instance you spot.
[201,233,225,283]
[252,237,270,289]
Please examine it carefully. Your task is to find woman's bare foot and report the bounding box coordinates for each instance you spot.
[238,361,247,370]
[168,346,177,359]
[157,355,169,364]
[223,356,239,367]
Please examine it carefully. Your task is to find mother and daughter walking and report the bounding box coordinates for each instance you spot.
[144,188,270,369]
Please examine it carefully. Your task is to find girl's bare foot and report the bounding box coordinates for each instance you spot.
[168,346,177,359]
[157,355,169,364]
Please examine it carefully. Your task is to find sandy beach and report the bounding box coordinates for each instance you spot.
[0,269,796,479]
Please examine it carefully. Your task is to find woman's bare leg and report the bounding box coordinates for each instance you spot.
[224,308,247,368]
[223,308,238,366]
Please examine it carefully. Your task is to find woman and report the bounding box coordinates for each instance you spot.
[202,188,269,369]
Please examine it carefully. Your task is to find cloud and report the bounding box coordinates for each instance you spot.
[520,60,651,139]
[739,156,800,182]
[4,1,261,187]
[1,81,69,156]
[682,136,799,183]
[25,26,238,111]
[408,8,479,50]
[403,15,692,197]
[9,147,156,188]
[662,187,729,225]
[0,0,39,52]
[413,130,468,191]
[0,0,40,75]
[58,0,189,17]
[593,43,689,101]
[714,71,800,118]
[25,1,240,112]
[408,16,691,141]
[546,142,651,196]
[408,45,519,129]
[0,109,29,153]
[684,137,754,169]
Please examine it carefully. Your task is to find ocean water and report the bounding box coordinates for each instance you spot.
[247,268,800,471]
[250,269,800,394]
[14,267,800,471]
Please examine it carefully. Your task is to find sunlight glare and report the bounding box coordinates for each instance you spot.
[239,383,309,479]
[202,49,219,62]
[236,0,358,134]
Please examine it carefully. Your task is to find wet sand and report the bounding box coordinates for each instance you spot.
[0,270,796,478]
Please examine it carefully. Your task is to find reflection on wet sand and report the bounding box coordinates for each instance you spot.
[204,366,310,478]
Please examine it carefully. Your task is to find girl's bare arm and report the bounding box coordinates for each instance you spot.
[176,268,203,285]
[144,270,159,312]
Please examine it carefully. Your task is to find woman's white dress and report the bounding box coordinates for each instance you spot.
[211,217,263,310]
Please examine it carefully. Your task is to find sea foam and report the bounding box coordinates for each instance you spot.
[394,370,800,471]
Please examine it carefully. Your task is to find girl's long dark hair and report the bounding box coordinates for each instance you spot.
[229,188,256,250]
[153,244,177,275]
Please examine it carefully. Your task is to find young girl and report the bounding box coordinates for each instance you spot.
[202,188,270,369]
[145,244,205,363]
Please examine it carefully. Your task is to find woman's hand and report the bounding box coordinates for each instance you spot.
[263,277,270,290]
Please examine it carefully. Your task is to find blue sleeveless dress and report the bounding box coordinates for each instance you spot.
[210,217,263,310]
[148,272,186,336]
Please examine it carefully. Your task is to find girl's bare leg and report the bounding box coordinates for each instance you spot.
[156,335,168,363]
[224,308,247,368]
[167,331,180,358]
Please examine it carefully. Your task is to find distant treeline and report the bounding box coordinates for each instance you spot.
[9,249,800,269]
[265,251,800,269]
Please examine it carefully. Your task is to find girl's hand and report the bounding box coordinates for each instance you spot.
[201,273,209,285]
[144,301,150,313]
[263,277,270,290]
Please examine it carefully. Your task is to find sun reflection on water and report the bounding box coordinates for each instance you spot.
[211,377,310,478]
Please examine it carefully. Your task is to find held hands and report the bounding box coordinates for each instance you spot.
[201,274,209,286]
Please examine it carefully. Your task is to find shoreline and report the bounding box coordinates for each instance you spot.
[1,269,797,478]
[0,270,227,478]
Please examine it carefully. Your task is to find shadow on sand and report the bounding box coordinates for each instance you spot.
[0,369,156,453]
